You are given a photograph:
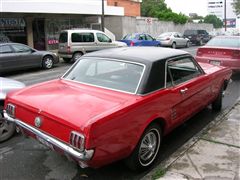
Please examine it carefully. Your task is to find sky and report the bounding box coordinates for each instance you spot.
[165,0,208,17]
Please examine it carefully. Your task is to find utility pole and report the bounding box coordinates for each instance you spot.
[101,0,105,32]
[224,0,227,31]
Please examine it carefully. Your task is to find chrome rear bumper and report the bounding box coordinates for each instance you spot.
[3,110,94,166]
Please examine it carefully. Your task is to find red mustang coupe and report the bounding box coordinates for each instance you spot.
[3,47,232,170]
[196,36,240,72]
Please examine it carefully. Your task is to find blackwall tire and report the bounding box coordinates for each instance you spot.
[72,52,83,62]
[125,123,161,171]
[0,109,16,142]
[212,86,223,111]
[42,56,54,69]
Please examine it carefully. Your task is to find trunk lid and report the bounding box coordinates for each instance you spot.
[9,80,137,133]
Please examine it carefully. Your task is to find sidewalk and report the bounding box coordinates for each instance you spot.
[147,101,240,180]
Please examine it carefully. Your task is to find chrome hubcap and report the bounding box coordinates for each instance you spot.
[139,129,160,166]
[45,58,53,68]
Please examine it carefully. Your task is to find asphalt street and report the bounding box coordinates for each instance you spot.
[1,46,240,180]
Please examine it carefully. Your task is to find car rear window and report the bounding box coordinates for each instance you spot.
[59,32,68,43]
[71,33,94,43]
[63,58,145,94]
[122,34,137,40]
[206,37,240,48]
[184,30,197,35]
[158,32,172,37]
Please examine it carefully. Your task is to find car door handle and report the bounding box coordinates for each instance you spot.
[180,88,188,94]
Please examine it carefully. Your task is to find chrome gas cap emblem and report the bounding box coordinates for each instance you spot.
[34,117,42,128]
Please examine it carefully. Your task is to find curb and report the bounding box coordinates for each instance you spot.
[142,100,240,180]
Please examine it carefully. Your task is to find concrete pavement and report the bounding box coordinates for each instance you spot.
[158,101,240,180]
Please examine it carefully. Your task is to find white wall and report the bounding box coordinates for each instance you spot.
[1,0,124,16]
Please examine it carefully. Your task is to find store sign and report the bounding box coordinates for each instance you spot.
[0,18,26,29]
[224,18,236,28]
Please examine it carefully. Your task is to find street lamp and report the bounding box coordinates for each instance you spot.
[224,0,227,31]
[101,0,105,32]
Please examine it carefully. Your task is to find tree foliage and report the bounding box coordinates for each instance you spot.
[204,15,223,28]
[141,0,188,24]
[232,0,240,15]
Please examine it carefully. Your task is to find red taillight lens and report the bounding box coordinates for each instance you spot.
[197,49,203,56]
[67,46,71,53]
[70,131,85,152]
[232,50,240,59]
[130,41,134,46]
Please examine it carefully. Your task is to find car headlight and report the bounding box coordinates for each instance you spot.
[69,131,85,152]
[6,103,15,118]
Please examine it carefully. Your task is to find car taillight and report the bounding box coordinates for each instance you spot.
[166,37,170,41]
[67,46,71,53]
[130,41,134,46]
[232,50,240,59]
[70,131,85,152]
[6,103,15,118]
[197,49,203,56]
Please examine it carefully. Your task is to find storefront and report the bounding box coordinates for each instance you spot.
[1,0,125,51]
[0,17,27,44]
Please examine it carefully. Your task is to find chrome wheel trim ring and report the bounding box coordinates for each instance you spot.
[138,128,160,167]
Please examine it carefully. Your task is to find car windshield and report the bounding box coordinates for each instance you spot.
[206,37,240,48]
[158,32,172,37]
[122,34,137,40]
[63,58,145,94]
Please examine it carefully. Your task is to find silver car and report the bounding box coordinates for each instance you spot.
[157,32,190,49]
[58,29,127,62]
[0,77,25,142]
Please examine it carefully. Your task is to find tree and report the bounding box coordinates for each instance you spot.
[204,15,223,28]
[232,0,240,15]
[141,0,189,24]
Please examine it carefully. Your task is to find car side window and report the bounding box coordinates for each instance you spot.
[166,57,202,86]
[71,33,94,43]
[139,34,146,40]
[145,34,154,41]
[11,44,31,53]
[97,33,111,42]
[0,45,12,54]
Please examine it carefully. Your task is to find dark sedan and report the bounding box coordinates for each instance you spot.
[0,43,59,73]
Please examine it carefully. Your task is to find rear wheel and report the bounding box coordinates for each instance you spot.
[0,107,16,142]
[186,41,190,48]
[125,123,161,171]
[63,58,71,63]
[212,86,223,111]
[72,52,83,62]
[199,39,203,46]
[172,42,176,49]
[42,56,54,69]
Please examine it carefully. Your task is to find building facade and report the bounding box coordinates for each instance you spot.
[0,0,141,50]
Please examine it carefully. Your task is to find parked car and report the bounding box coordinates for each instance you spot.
[58,29,127,62]
[3,47,231,170]
[0,77,25,142]
[0,43,59,74]
[119,33,161,47]
[196,36,240,72]
[183,29,211,45]
[156,32,190,48]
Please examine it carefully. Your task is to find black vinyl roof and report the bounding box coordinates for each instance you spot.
[83,47,189,65]
[83,47,192,94]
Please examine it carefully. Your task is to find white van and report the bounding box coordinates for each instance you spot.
[58,29,126,62]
